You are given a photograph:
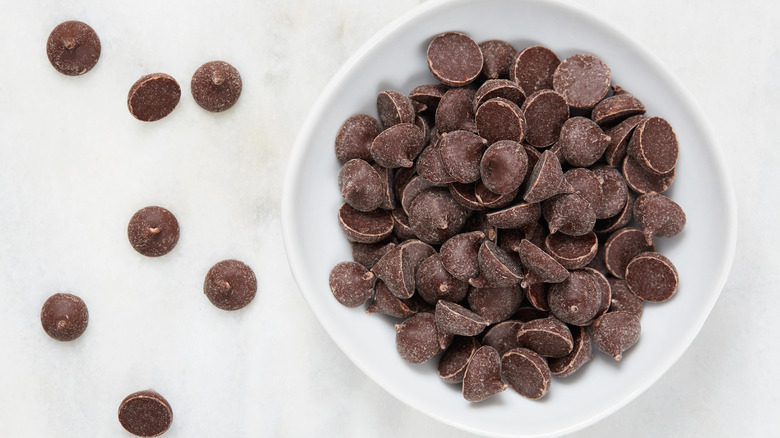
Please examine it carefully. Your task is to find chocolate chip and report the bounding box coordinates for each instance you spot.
[479,140,528,195]
[591,93,646,126]
[634,192,687,244]
[485,201,540,230]
[335,114,381,163]
[607,277,644,318]
[564,168,603,211]
[409,83,449,111]
[518,239,569,287]
[190,60,242,112]
[408,188,469,244]
[622,154,676,194]
[474,79,526,111]
[542,193,597,236]
[544,231,598,270]
[463,346,507,402]
[438,336,480,383]
[501,347,551,399]
[448,182,483,210]
[482,320,523,356]
[603,227,654,278]
[510,45,560,95]
[416,253,469,305]
[117,389,173,437]
[373,164,396,210]
[127,206,180,257]
[351,239,396,269]
[40,293,88,341]
[603,115,645,166]
[627,116,679,175]
[475,98,527,144]
[377,90,416,129]
[370,123,424,169]
[591,165,629,219]
[127,73,181,122]
[521,89,569,148]
[548,270,601,326]
[338,203,394,243]
[583,267,612,322]
[553,53,611,110]
[416,137,457,184]
[549,326,594,377]
[366,280,416,318]
[558,117,611,167]
[203,259,257,311]
[338,159,385,212]
[475,180,517,209]
[593,191,635,235]
[439,130,488,184]
[46,21,101,76]
[479,40,516,80]
[427,32,483,87]
[392,207,416,240]
[329,261,376,308]
[440,231,485,282]
[396,312,441,364]
[435,87,477,133]
[467,285,522,325]
[470,240,523,288]
[588,311,641,361]
[523,150,573,203]
[524,282,550,311]
[435,300,488,336]
[371,245,415,299]
[514,306,550,323]
[400,175,437,215]
[625,251,679,302]
[517,316,573,358]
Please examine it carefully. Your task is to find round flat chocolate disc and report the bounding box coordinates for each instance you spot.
[191,60,242,112]
[128,73,181,122]
[118,389,173,437]
[204,259,258,311]
[46,21,101,76]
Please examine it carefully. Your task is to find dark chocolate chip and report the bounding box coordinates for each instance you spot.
[127,206,180,257]
[435,300,488,336]
[439,130,488,184]
[549,325,593,377]
[409,83,449,110]
[479,140,528,195]
[334,114,381,163]
[416,253,469,305]
[523,150,573,203]
[544,231,598,270]
[633,192,686,244]
[474,79,526,111]
[518,239,569,288]
[40,293,88,341]
[46,21,101,76]
[622,154,676,194]
[427,32,483,87]
[463,346,507,402]
[467,285,522,325]
[435,87,477,133]
[607,277,644,318]
[377,90,416,129]
[395,312,440,364]
[485,201,539,230]
[366,280,416,318]
[524,282,550,311]
[501,347,551,400]
[553,53,611,110]
[438,336,480,383]
[370,123,424,169]
[416,138,458,184]
[591,93,646,126]
[603,227,654,278]
[328,261,376,308]
[127,73,181,122]
[558,117,611,167]
[470,240,523,288]
[351,239,396,269]
[482,320,523,356]
[408,188,469,244]
[190,60,242,112]
[627,117,679,175]
[603,115,645,167]
[542,193,597,236]
[338,203,394,244]
[588,311,641,361]
[118,389,173,437]
[548,270,601,326]
[521,89,570,148]
[625,251,678,302]
[475,98,527,145]
[338,159,385,212]
[516,316,573,358]
[564,168,603,211]
[440,231,485,282]
[371,245,415,299]
[479,40,516,80]
[204,259,257,311]
[591,165,629,219]
[510,45,560,95]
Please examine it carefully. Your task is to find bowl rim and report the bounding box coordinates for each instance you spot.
[281,0,738,435]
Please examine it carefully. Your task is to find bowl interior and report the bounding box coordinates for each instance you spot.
[282,0,736,436]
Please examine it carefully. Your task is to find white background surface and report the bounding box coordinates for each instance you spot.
[0,1,776,437]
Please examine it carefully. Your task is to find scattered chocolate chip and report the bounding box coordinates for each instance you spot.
[329,261,376,308]
[474,79,526,111]
[127,206,180,257]
[607,277,644,318]
[558,117,611,167]
[593,191,635,235]
[542,193,597,236]
[524,282,550,311]
[366,280,416,318]
[622,154,676,194]
[523,150,573,203]
[591,165,629,220]
[588,311,641,361]
[545,231,598,270]
[435,300,488,336]
[416,137,457,184]
[335,114,381,163]
[408,188,469,244]
[338,159,385,212]
[409,83,449,111]
[479,140,528,195]
[46,21,101,76]
[518,239,569,287]
[517,316,573,358]
[436,87,477,133]
[591,93,645,126]
[370,123,424,169]
[118,389,173,437]
[482,320,523,356]
[470,240,523,288]
[400,175,437,215]
[416,253,469,305]
[603,115,645,166]
[439,130,488,184]
[583,267,612,322]
[203,260,257,311]
[190,60,242,112]
[467,285,522,325]
[40,293,88,341]
[427,32,483,87]
[440,231,485,282]
[501,347,551,399]
[485,201,539,230]
[625,251,679,302]
[463,346,507,402]
[475,180,517,209]
[371,245,415,299]
[127,73,181,122]
[475,97,527,144]
[351,239,396,269]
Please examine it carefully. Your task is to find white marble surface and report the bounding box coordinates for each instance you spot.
[0,0,776,437]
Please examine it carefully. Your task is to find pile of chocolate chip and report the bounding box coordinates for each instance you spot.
[329,31,686,402]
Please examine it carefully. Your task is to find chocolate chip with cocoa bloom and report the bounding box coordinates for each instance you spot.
[377,90,416,129]
[518,238,569,287]
[485,201,539,231]
[427,32,483,87]
[480,140,528,195]
[625,251,679,302]
[334,114,381,163]
[127,73,181,122]
[118,390,173,437]
[501,347,551,399]
[437,336,479,383]
[603,114,645,167]
[351,239,396,269]
[548,270,601,326]
[435,87,477,133]
[416,253,469,305]
[338,159,384,212]
[371,245,415,299]
[510,45,560,95]
[591,165,629,220]
[553,53,611,110]
[622,154,676,194]
[435,300,488,337]
[409,83,449,111]
[191,60,242,112]
[545,231,598,270]
[627,116,679,175]
[204,259,257,311]
[338,203,394,244]
[474,79,526,111]
[558,116,611,167]
[603,227,654,278]
[549,326,594,377]
[588,311,641,361]
[482,320,523,356]
[366,280,416,318]
[40,293,89,341]
[591,93,646,126]
[607,277,644,318]
[370,123,424,169]
[46,21,101,76]
[328,261,376,308]
[479,40,516,80]
[564,168,603,211]
[523,150,573,203]
[440,231,485,282]
[521,89,570,148]
[395,312,440,364]
[439,130,488,184]
[517,316,573,358]
[408,188,469,245]
[127,206,180,257]
[475,97,527,145]
[463,346,507,402]
[633,192,686,244]
[543,193,597,236]
[467,285,522,325]
[470,240,523,288]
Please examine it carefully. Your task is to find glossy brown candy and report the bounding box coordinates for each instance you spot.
[548,270,601,326]
[482,320,523,356]
[634,192,686,244]
[370,123,425,169]
[127,73,181,122]
[436,87,477,133]
[479,140,528,195]
[475,98,527,144]
[396,312,440,364]
[622,154,676,194]
[351,239,396,269]
[435,300,488,336]
[518,239,569,287]
[545,231,598,270]
[338,159,384,212]
[366,281,416,318]
[40,293,89,341]
[408,188,469,244]
[558,117,611,167]
[204,260,257,311]
[549,326,594,377]
[427,32,483,87]
[467,285,522,324]
[553,53,611,110]
[463,346,507,402]
[501,347,551,399]
[521,89,569,148]
[329,261,376,308]
[118,390,173,437]
[127,206,180,257]
[523,150,573,203]
[470,241,523,287]
[191,60,242,112]
[416,253,469,305]
[588,311,641,361]
[338,203,394,244]
[377,90,416,129]
[439,130,488,184]
[438,336,480,383]
[625,252,679,302]
[543,193,596,236]
[474,79,526,110]
[485,202,539,230]
[608,277,644,318]
[627,116,679,175]
[46,21,101,76]
[440,231,485,282]
[510,45,560,95]
[479,40,516,79]
[604,115,645,167]
[603,227,654,278]
[335,114,381,163]
[517,316,573,358]
[591,93,646,126]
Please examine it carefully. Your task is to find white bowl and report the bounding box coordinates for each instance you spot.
[281,0,737,436]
